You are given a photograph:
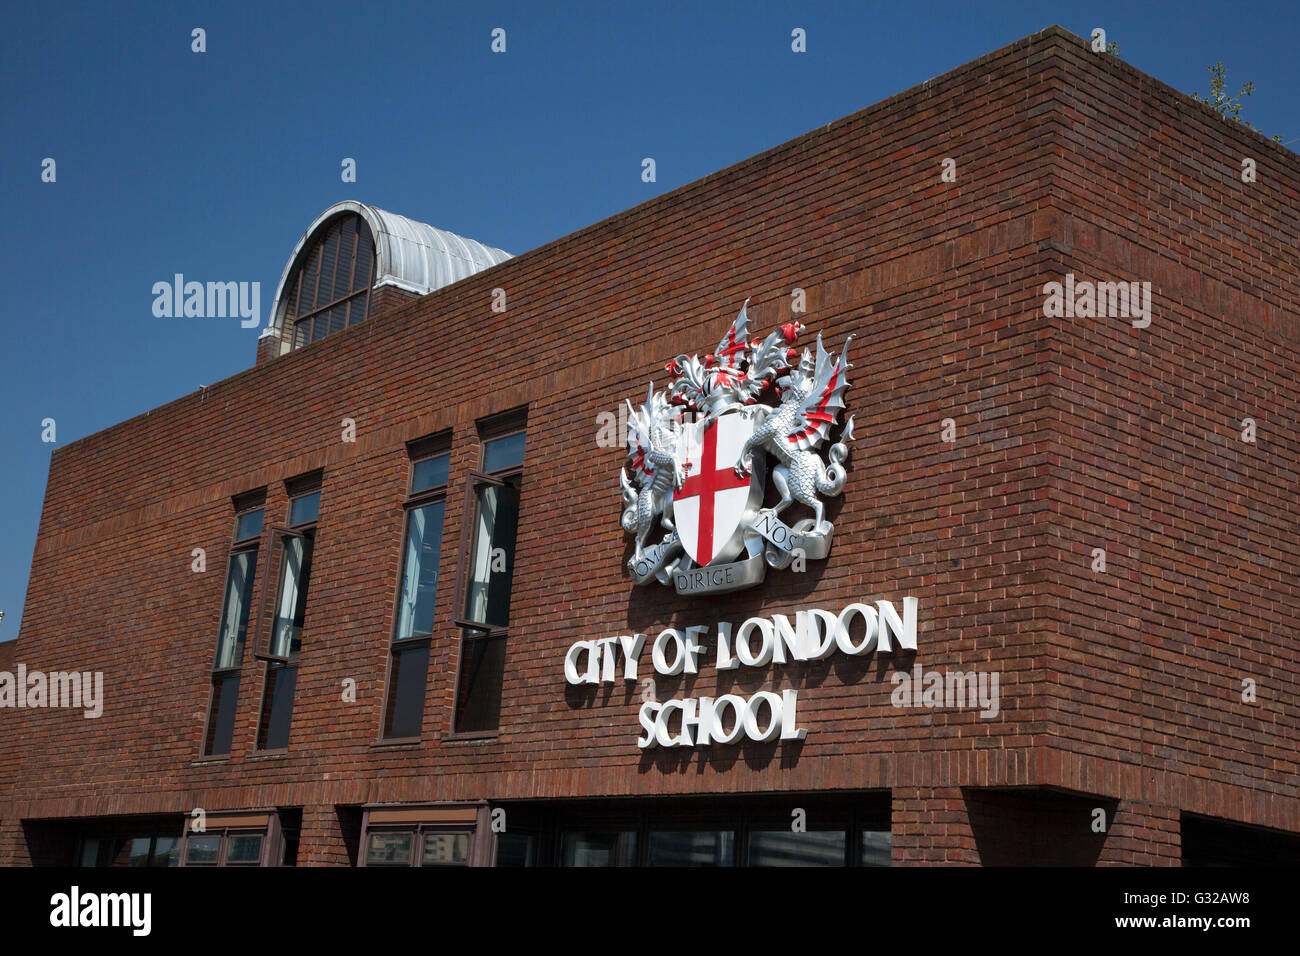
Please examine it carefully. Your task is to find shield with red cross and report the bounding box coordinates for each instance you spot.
[673,408,765,567]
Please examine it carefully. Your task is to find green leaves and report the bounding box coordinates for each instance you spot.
[1191,62,1283,142]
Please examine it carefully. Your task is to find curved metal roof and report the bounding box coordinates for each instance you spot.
[267,200,511,337]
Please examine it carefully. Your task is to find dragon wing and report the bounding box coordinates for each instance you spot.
[708,299,750,391]
[744,320,800,398]
[625,387,657,480]
[784,334,853,451]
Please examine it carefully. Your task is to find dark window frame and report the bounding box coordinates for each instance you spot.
[254,484,320,752]
[358,805,483,867]
[177,813,283,868]
[449,418,526,738]
[76,832,181,868]
[378,439,452,744]
[495,795,892,867]
[558,829,640,867]
[361,825,474,868]
[254,523,314,665]
[200,499,266,758]
[127,834,181,868]
[450,466,517,642]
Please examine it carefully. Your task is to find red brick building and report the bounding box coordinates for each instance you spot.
[2,26,1299,867]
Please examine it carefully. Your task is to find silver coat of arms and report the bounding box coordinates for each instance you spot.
[620,301,854,595]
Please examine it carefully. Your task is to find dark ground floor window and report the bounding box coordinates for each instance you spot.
[78,830,180,868]
[747,829,846,867]
[128,835,179,867]
[562,831,638,867]
[1181,813,1300,866]
[493,792,892,867]
[648,830,734,867]
[495,832,536,867]
[860,829,891,866]
[62,812,293,868]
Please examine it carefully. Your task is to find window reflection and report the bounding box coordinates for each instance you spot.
[464,479,520,628]
[648,831,734,867]
[270,535,312,658]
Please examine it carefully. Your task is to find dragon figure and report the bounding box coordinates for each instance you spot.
[665,300,776,420]
[620,384,684,562]
[734,333,855,535]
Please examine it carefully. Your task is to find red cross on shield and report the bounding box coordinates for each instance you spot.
[673,409,765,567]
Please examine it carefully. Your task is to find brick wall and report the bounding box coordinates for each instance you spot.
[892,788,1178,865]
[892,787,979,865]
[2,27,1297,864]
[1036,35,1300,832]
[255,285,422,366]
[0,639,15,830]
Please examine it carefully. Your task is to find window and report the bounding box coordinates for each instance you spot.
[77,839,101,867]
[226,834,265,864]
[365,832,412,866]
[216,548,259,668]
[421,831,470,866]
[202,500,264,756]
[495,833,536,867]
[183,830,264,867]
[859,830,892,866]
[561,831,638,867]
[183,835,221,866]
[747,830,847,867]
[176,811,289,867]
[289,491,319,527]
[648,831,735,867]
[256,484,320,750]
[360,829,472,867]
[285,213,376,349]
[359,806,480,867]
[453,424,526,734]
[381,443,450,740]
[270,533,313,657]
[234,508,263,541]
[490,795,890,866]
[71,818,188,867]
[128,836,180,868]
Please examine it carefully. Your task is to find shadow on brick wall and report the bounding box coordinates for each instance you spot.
[965,788,1115,865]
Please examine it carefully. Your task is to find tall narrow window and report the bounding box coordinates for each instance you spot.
[203,503,264,756]
[256,486,320,750]
[453,425,525,734]
[381,443,450,740]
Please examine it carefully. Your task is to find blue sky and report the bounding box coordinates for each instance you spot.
[1,0,1297,641]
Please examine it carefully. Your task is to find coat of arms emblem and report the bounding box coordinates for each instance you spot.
[620,301,854,595]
